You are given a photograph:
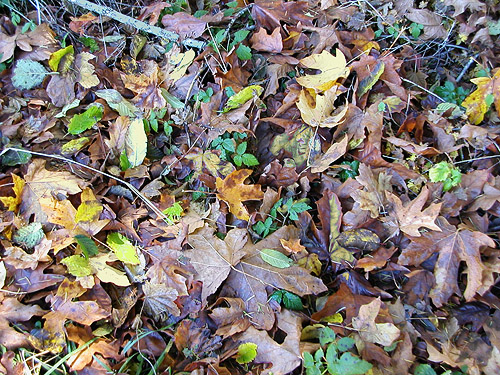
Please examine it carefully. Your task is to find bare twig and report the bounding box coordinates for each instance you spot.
[0,147,171,223]
[66,0,206,49]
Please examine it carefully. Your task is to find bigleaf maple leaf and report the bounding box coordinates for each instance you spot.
[399,217,496,307]
[385,186,442,237]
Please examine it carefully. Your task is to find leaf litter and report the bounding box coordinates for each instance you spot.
[0,0,500,374]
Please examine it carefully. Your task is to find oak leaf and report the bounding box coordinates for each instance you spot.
[462,69,500,125]
[385,186,442,237]
[216,169,264,221]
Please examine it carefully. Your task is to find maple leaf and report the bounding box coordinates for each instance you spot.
[385,186,442,237]
[352,298,400,346]
[296,49,350,91]
[209,297,252,338]
[296,86,349,128]
[250,27,283,53]
[399,217,496,307]
[186,225,248,304]
[216,169,264,221]
[462,68,500,125]
[235,310,303,375]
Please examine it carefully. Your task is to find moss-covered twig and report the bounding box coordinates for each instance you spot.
[66,0,206,49]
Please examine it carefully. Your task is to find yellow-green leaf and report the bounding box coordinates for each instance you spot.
[125,118,147,168]
[106,232,140,265]
[462,69,500,125]
[61,255,92,277]
[223,85,263,113]
[0,174,25,212]
[169,49,195,83]
[49,45,74,72]
[61,137,90,155]
[236,342,258,364]
[75,188,103,223]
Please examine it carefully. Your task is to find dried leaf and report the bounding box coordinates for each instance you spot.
[250,27,283,53]
[385,186,442,237]
[296,49,350,91]
[216,169,264,221]
[296,87,348,128]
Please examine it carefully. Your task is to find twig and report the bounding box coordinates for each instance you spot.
[66,0,206,50]
[456,53,480,83]
[401,77,445,102]
[0,147,171,223]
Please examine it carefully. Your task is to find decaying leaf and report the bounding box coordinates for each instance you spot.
[462,69,500,125]
[385,186,442,237]
[216,169,264,221]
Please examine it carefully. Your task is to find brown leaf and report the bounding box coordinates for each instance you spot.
[443,0,485,16]
[385,186,442,237]
[186,225,248,304]
[399,217,496,306]
[405,9,447,39]
[352,298,400,346]
[216,169,264,221]
[209,297,251,338]
[161,13,207,39]
[310,135,349,173]
[235,310,302,375]
[250,27,283,53]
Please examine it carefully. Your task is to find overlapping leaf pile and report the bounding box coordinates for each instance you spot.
[0,0,500,374]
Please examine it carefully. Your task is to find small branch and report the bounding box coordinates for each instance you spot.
[66,0,206,50]
[0,147,171,223]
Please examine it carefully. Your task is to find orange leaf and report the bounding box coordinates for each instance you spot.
[216,169,264,221]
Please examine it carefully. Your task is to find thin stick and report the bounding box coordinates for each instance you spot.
[66,0,206,50]
[0,147,171,223]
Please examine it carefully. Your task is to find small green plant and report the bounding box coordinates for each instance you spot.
[303,327,372,375]
[413,363,468,375]
[339,160,360,182]
[253,197,311,238]
[208,23,252,60]
[194,87,214,103]
[163,201,184,224]
[211,132,259,168]
[409,22,424,38]
[79,36,100,53]
[433,81,470,105]
[428,161,462,191]
[143,108,172,136]
[269,289,303,310]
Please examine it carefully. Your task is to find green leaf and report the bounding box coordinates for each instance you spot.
[303,351,316,368]
[242,153,259,167]
[325,343,338,366]
[61,255,92,277]
[12,59,48,90]
[68,105,103,135]
[233,154,243,167]
[95,89,138,117]
[327,352,372,375]
[260,248,293,268]
[236,44,252,60]
[319,327,336,347]
[414,364,437,375]
[1,148,31,166]
[106,232,140,265]
[282,291,303,310]
[75,235,99,257]
[236,342,257,364]
[222,138,235,153]
[161,88,185,108]
[120,149,131,171]
[236,141,247,155]
[125,118,148,168]
[336,337,355,352]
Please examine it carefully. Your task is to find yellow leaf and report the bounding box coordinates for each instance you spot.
[89,253,130,286]
[296,87,348,128]
[169,49,195,83]
[76,52,99,89]
[75,188,102,223]
[296,49,350,91]
[0,174,25,212]
[49,45,74,72]
[216,169,264,221]
[462,69,500,125]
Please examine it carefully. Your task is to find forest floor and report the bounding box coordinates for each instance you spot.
[0,0,500,374]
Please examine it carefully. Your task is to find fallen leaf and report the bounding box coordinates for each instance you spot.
[75,52,99,88]
[216,169,264,221]
[462,68,500,125]
[296,49,350,91]
[250,27,283,53]
[310,135,349,173]
[352,298,400,346]
[186,225,247,304]
[385,186,442,237]
[297,87,349,128]
[125,118,147,168]
[0,174,25,212]
[405,9,447,39]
